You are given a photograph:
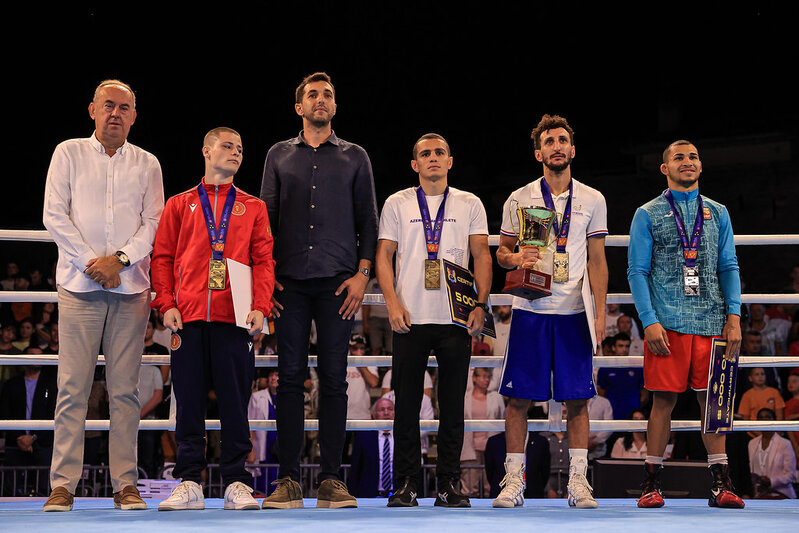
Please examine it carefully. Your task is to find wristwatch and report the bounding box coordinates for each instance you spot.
[115,250,131,267]
[475,302,490,313]
[358,267,370,277]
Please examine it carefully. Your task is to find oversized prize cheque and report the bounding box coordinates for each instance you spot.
[443,259,496,338]
[704,338,740,433]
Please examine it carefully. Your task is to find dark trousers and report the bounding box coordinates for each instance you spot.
[392,324,471,483]
[274,275,353,482]
[171,321,254,486]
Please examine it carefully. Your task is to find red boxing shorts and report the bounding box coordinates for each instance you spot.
[643,330,719,393]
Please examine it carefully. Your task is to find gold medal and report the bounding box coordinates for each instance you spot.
[553,251,569,283]
[424,259,441,290]
[208,259,227,290]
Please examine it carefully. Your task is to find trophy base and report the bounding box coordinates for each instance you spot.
[503,269,552,300]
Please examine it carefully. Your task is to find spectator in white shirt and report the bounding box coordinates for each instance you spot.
[42,79,164,512]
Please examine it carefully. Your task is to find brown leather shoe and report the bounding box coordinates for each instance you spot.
[43,486,74,512]
[114,485,147,510]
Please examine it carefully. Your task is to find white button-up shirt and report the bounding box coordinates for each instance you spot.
[43,133,164,294]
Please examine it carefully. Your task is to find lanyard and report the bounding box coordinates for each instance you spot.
[416,186,449,260]
[539,178,572,253]
[664,189,704,268]
[197,183,237,260]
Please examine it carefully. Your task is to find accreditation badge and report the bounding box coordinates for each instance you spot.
[424,259,441,290]
[553,251,569,283]
[208,259,227,290]
[683,265,700,296]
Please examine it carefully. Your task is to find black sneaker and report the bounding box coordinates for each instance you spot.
[434,478,470,508]
[387,477,418,507]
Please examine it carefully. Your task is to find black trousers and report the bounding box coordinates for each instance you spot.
[171,321,254,486]
[392,324,471,484]
[274,275,353,483]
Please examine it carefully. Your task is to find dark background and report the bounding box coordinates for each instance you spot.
[4,3,798,294]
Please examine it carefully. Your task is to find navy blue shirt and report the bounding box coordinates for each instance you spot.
[596,367,644,420]
[260,131,378,280]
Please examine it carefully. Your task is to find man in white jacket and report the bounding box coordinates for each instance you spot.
[748,408,797,499]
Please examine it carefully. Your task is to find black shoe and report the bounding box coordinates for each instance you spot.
[434,478,470,508]
[387,477,418,507]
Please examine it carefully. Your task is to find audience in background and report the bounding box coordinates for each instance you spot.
[1,256,798,499]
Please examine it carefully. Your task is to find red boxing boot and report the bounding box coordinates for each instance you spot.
[637,462,665,508]
[708,463,745,509]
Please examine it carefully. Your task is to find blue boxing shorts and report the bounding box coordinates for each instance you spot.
[499,309,596,402]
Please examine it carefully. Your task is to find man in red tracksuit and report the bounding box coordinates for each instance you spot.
[151,127,275,511]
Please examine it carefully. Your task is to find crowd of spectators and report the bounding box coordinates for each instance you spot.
[0,261,798,499]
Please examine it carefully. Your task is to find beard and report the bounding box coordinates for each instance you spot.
[543,154,572,172]
[305,108,333,128]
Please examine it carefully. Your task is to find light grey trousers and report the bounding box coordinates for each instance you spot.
[50,287,150,493]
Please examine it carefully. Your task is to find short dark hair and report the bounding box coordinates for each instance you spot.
[757,407,775,420]
[295,72,335,103]
[204,127,241,148]
[613,332,631,345]
[412,133,450,159]
[662,139,695,163]
[530,114,574,150]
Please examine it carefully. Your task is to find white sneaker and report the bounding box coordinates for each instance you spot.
[492,460,525,508]
[224,481,260,510]
[158,480,205,511]
[567,470,598,508]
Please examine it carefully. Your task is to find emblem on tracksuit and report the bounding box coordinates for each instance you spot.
[171,333,182,351]
[232,201,246,216]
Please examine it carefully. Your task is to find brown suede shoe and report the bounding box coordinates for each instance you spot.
[43,486,74,512]
[114,485,147,510]
[316,479,357,508]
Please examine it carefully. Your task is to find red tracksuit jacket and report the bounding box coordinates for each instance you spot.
[151,179,275,323]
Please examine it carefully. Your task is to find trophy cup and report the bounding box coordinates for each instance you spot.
[502,204,555,300]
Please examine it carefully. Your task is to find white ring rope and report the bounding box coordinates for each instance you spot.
[2,291,798,306]
[0,419,796,433]
[1,354,798,368]
[3,229,798,246]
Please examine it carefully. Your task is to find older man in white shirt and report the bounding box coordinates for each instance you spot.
[42,79,164,512]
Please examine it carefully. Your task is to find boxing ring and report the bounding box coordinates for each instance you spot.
[1,229,798,531]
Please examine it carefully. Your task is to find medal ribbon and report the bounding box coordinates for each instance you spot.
[197,183,237,260]
[539,178,572,253]
[416,186,449,260]
[664,189,704,268]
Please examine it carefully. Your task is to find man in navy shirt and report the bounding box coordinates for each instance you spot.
[260,72,378,509]
[596,333,644,420]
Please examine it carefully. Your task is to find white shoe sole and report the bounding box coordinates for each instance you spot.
[158,501,205,511]
[43,504,73,512]
[224,501,260,510]
[492,498,523,508]
[568,497,598,509]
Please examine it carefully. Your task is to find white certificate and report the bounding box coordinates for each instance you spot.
[226,258,253,329]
